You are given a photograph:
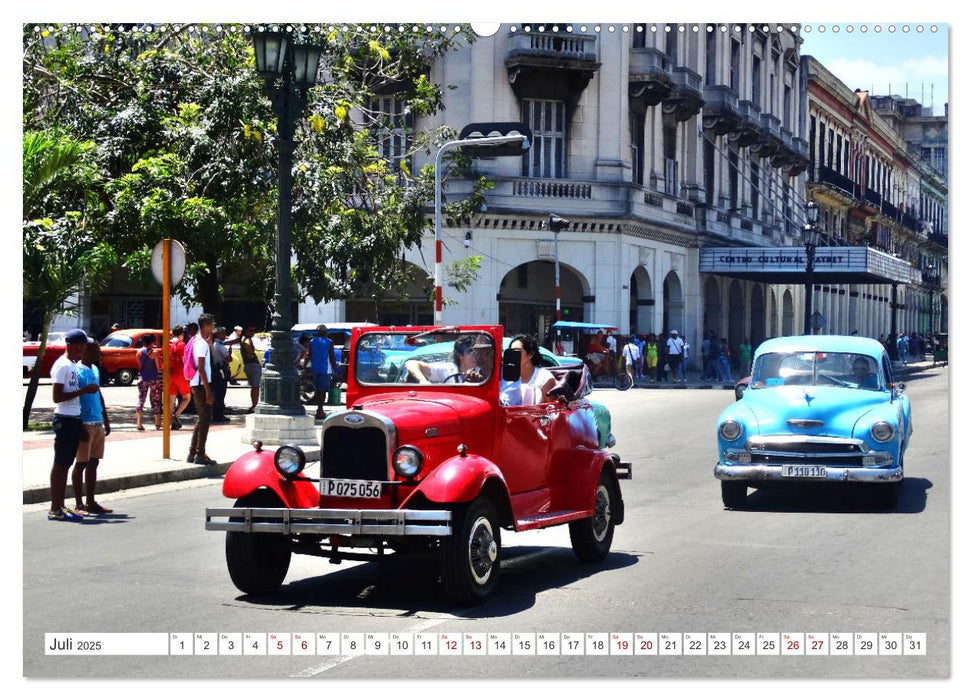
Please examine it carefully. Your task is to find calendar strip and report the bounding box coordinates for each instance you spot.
[45,632,927,656]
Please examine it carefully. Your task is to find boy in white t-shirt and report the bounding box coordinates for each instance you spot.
[48,329,99,521]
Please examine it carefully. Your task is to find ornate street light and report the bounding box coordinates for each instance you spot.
[546,214,570,322]
[432,124,530,324]
[251,30,323,416]
[803,199,820,335]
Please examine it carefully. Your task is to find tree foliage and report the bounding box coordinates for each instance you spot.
[23,23,484,318]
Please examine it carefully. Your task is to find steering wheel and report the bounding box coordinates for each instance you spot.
[442,372,466,383]
[817,373,852,387]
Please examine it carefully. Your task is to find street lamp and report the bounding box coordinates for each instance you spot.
[251,30,323,415]
[433,129,530,324]
[803,199,820,335]
[546,214,570,321]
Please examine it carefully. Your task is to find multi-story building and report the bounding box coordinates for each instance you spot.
[803,56,947,339]
[329,23,817,368]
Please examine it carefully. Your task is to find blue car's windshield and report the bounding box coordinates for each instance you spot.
[751,351,883,391]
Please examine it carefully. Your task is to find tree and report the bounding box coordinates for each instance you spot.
[22,130,116,428]
[22,23,485,321]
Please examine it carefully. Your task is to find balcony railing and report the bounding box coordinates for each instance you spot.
[507,31,597,61]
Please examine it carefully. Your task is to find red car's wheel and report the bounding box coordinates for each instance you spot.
[440,497,501,605]
[569,469,616,562]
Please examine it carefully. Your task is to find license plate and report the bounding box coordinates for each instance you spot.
[321,478,383,499]
[781,465,828,478]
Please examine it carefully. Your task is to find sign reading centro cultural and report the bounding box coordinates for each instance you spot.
[699,246,917,285]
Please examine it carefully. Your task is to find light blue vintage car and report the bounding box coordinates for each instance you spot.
[714,335,912,509]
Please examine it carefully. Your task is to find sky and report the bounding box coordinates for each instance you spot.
[800,23,949,116]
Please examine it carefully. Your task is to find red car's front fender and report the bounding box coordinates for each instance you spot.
[221,449,319,509]
[408,454,508,506]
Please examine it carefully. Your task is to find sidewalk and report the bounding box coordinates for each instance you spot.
[22,407,321,506]
[22,359,941,505]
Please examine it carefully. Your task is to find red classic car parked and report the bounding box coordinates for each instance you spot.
[206,325,631,605]
[23,328,162,385]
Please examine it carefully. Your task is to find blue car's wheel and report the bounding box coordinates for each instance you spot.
[721,481,748,509]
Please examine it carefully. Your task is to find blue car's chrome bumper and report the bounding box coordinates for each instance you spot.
[714,463,903,483]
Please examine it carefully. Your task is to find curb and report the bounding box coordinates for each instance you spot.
[23,446,322,506]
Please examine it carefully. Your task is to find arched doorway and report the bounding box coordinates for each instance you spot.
[750,285,765,348]
[662,271,683,334]
[782,289,794,336]
[703,277,721,338]
[630,267,653,335]
[499,260,586,342]
[345,261,433,325]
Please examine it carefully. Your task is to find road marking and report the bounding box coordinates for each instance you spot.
[292,617,445,677]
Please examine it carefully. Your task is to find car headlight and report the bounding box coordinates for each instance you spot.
[274,445,306,480]
[870,421,895,443]
[393,445,424,478]
[719,420,743,441]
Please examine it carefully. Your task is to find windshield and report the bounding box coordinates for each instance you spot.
[355,331,496,385]
[750,351,884,391]
[101,334,133,349]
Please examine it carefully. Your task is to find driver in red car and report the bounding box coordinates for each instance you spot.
[404,335,486,384]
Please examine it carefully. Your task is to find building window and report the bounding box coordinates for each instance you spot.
[750,159,760,219]
[729,150,739,210]
[783,85,792,130]
[663,122,677,196]
[705,30,717,85]
[522,99,567,179]
[704,140,715,206]
[633,24,646,49]
[752,55,761,104]
[666,29,678,63]
[730,40,740,93]
[631,112,645,186]
[835,134,842,174]
[369,96,411,184]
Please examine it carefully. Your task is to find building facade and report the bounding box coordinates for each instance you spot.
[45,24,946,359]
[804,56,947,340]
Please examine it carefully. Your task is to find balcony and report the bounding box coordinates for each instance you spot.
[729,100,762,147]
[702,85,742,135]
[662,66,704,121]
[506,31,600,102]
[629,47,674,110]
[752,113,783,157]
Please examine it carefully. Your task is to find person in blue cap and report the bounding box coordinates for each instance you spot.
[48,329,99,521]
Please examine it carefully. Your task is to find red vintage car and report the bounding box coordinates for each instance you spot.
[206,325,631,605]
[23,328,162,385]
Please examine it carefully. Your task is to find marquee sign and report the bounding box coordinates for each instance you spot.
[699,246,917,285]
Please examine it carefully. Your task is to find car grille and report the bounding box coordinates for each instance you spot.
[321,426,389,481]
[746,437,869,466]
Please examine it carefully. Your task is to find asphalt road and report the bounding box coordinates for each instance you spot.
[22,367,950,681]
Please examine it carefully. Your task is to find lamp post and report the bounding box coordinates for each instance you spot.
[546,214,570,321]
[433,126,530,325]
[803,199,820,335]
[251,30,323,416]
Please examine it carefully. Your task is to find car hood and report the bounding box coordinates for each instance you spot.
[355,392,491,443]
[740,386,890,437]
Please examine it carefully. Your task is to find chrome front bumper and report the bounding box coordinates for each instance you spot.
[714,463,903,484]
[205,507,452,537]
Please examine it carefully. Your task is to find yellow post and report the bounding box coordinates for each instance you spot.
[161,238,171,459]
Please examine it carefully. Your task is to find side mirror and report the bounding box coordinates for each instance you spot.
[894,382,906,394]
[502,348,522,382]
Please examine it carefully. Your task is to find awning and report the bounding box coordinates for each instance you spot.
[699,246,918,285]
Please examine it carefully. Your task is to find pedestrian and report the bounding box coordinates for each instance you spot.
[238,325,261,413]
[633,333,646,378]
[226,325,244,385]
[706,333,721,381]
[187,314,216,466]
[167,324,192,429]
[622,338,640,384]
[679,336,690,382]
[645,334,659,383]
[739,337,752,378]
[718,338,734,382]
[701,334,712,380]
[310,325,338,420]
[605,330,618,371]
[210,326,231,423]
[71,338,113,515]
[48,328,98,521]
[896,333,909,365]
[909,332,922,362]
[665,330,684,383]
[134,334,162,431]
